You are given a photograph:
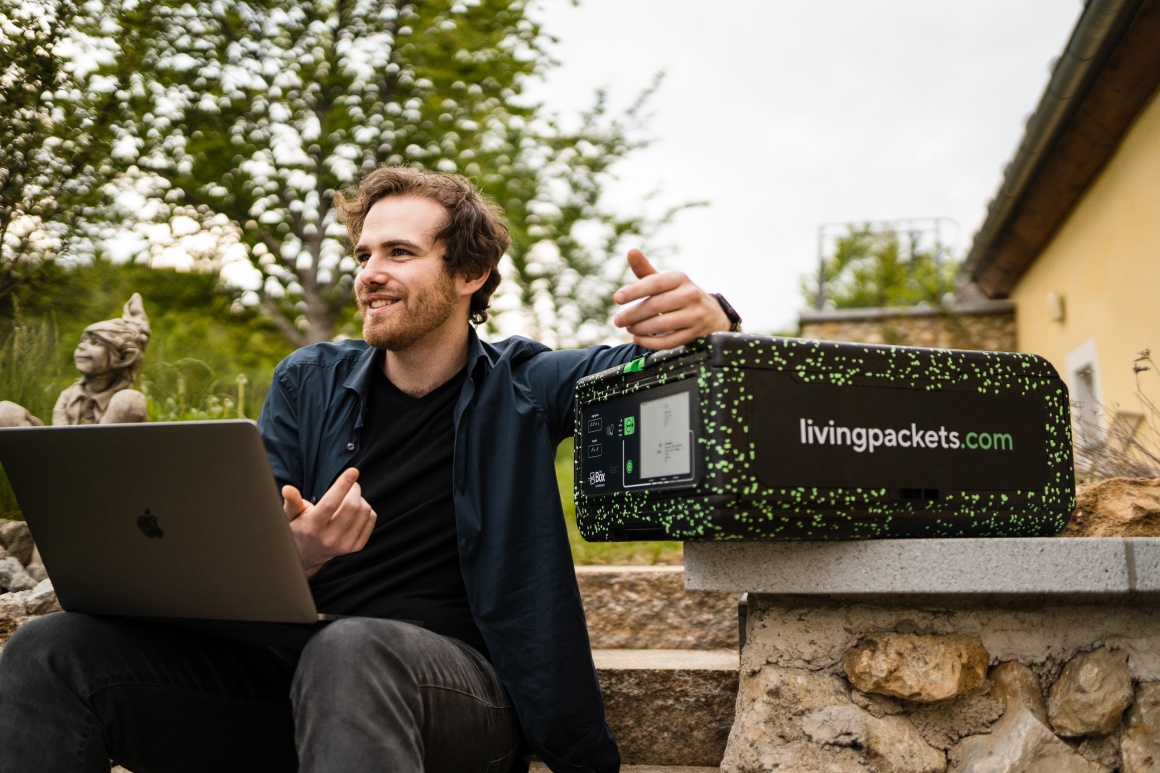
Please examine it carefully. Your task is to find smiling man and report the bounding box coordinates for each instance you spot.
[0,166,738,773]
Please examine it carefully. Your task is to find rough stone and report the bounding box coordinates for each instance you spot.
[0,591,27,620]
[1063,478,1160,537]
[0,520,33,566]
[531,761,719,766]
[721,665,865,772]
[1077,733,1122,771]
[0,556,37,593]
[23,579,59,616]
[844,632,989,703]
[25,546,47,583]
[949,707,1109,772]
[1122,682,1160,772]
[991,661,1048,724]
[737,596,1160,685]
[1048,648,1133,737]
[849,689,908,716]
[803,704,946,772]
[596,649,737,766]
[798,303,1016,352]
[906,687,1005,751]
[726,739,868,772]
[576,567,739,650]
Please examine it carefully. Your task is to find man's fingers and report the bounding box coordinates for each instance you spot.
[282,485,307,521]
[613,250,667,306]
[331,479,366,529]
[627,248,657,280]
[624,307,697,338]
[618,282,704,325]
[353,508,378,552]
[630,322,706,350]
[314,467,360,513]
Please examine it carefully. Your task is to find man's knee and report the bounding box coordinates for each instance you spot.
[302,617,429,660]
[2,613,88,669]
[292,619,434,703]
[0,613,109,697]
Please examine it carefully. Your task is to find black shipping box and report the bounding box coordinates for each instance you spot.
[573,334,1075,541]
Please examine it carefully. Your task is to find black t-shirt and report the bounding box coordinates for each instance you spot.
[307,361,487,657]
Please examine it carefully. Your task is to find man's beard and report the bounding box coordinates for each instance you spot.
[358,273,460,351]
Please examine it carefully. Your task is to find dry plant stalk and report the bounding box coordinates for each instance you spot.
[1073,350,1160,482]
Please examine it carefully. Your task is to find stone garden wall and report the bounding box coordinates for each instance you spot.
[0,520,58,649]
[729,596,1160,772]
[797,301,1016,351]
[687,478,1160,772]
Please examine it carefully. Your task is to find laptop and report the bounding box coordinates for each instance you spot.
[0,419,341,649]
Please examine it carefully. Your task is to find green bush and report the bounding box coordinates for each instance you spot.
[0,314,72,517]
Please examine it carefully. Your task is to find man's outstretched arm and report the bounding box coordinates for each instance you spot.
[612,248,733,350]
[527,247,739,439]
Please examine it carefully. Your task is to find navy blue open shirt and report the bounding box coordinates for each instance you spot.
[257,328,642,773]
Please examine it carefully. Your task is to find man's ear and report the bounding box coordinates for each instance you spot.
[458,268,490,298]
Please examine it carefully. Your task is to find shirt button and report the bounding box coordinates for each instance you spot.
[346,442,355,451]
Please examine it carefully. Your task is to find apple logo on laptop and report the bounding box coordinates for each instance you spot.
[137,509,164,539]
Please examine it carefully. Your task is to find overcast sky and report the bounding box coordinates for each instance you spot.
[524,1,1084,334]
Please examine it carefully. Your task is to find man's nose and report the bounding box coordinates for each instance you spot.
[358,253,393,283]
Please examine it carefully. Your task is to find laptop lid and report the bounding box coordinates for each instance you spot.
[0,420,321,625]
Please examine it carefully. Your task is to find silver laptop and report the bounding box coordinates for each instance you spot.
[0,420,337,648]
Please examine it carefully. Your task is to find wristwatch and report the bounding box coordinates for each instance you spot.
[711,293,743,333]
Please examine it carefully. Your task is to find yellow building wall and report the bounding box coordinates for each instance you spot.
[1011,87,1160,436]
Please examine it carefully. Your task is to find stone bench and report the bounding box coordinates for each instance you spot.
[685,538,1160,772]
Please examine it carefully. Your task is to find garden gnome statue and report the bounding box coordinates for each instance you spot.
[51,294,151,425]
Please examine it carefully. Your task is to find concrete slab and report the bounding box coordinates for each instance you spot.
[684,537,1160,596]
[594,649,738,671]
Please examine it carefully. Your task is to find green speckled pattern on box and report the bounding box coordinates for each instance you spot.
[573,334,1075,542]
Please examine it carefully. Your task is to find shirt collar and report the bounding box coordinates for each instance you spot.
[466,326,492,382]
[341,345,381,433]
[341,326,492,400]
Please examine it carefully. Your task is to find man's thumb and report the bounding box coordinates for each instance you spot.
[627,248,657,280]
[282,485,307,521]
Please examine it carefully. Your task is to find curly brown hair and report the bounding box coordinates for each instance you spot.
[333,166,509,325]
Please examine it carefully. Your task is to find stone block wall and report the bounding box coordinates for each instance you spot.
[726,595,1160,772]
[0,520,57,649]
[797,301,1016,351]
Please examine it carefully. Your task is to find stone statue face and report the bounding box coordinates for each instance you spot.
[73,331,114,377]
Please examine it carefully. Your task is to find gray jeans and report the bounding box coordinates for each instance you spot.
[0,613,520,772]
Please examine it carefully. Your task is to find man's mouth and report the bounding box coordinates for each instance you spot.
[368,299,398,309]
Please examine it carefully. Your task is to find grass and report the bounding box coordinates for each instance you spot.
[555,440,683,566]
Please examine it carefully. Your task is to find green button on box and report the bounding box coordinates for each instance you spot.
[624,417,635,436]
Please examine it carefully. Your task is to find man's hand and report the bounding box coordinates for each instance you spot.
[283,468,377,579]
[612,248,733,350]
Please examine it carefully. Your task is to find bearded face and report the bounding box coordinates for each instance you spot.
[353,196,471,353]
[356,265,461,351]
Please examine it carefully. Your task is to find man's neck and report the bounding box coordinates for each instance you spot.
[382,327,472,398]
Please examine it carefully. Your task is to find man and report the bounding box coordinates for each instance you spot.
[0,166,738,772]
